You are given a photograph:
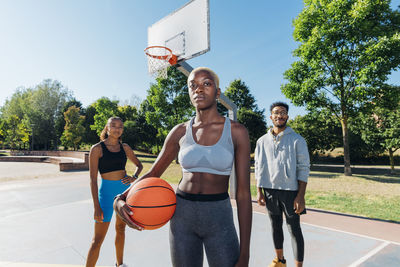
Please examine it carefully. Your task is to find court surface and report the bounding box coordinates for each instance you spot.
[0,162,399,267]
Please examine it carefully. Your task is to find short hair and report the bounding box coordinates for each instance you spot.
[270,102,289,113]
[188,67,220,88]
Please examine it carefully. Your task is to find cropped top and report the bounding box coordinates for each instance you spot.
[98,142,127,174]
[178,117,234,175]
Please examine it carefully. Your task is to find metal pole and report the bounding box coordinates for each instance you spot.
[176,62,238,199]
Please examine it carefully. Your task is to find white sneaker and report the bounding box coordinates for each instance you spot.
[115,264,128,267]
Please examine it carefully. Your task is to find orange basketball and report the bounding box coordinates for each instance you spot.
[126,177,176,230]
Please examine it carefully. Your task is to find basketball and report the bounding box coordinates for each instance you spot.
[126,177,176,230]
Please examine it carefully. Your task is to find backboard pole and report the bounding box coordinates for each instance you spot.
[176,62,238,199]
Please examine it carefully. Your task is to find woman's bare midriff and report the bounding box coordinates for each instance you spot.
[178,172,230,194]
[100,169,126,181]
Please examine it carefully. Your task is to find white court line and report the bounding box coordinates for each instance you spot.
[253,210,400,246]
[348,241,390,267]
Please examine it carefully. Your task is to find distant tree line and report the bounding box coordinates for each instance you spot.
[0,66,399,172]
[0,68,267,155]
[1,1,400,174]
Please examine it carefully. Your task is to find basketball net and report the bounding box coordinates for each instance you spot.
[145,46,177,79]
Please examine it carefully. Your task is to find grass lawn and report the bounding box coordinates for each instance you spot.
[305,172,400,222]
[127,154,400,223]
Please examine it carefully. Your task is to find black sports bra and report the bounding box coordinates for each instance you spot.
[98,142,127,174]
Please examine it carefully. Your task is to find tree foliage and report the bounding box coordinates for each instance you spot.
[55,99,83,143]
[221,79,267,150]
[90,97,119,136]
[1,79,72,150]
[288,110,342,162]
[82,105,99,145]
[61,106,86,150]
[30,80,72,149]
[145,67,194,153]
[281,0,400,175]
[117,105,138,122]
[356,85,400,171]
[237,108,267,151]
[0,118,5,148]
[224,79,259,111]
[3,115,30,150]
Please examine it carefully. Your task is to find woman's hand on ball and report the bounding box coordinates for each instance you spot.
[113,196,144,231]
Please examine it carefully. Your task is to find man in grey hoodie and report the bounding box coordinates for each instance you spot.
[255,102,310,267]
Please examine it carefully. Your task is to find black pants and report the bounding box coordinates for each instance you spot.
[262,188,305,262]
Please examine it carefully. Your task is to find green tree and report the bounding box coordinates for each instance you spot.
[30,80,72,150]
[145,67,194,153]
[131,104,159,153]
[357,85,400,172]
[237,108,267,151]
[0,118,5,148]
[55,99,83,146]
[61,106,86,150]
[282,0,400,175]
[221,79,267,151]
[288,110,342,163]
[0,88,33,121]
[117,105,138,122]
[1,80,71,150]
[224,79,259,110]
[90,97,119,136]
[82,105,99,145]
[4,115,30,150]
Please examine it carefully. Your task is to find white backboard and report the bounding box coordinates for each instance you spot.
[147,0,210,62]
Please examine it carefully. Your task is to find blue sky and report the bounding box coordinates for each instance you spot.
[1,0,399,120]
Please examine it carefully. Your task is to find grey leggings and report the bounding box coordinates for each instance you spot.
[169,190,240,267]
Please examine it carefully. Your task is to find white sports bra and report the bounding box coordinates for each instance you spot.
[178,117,234,175]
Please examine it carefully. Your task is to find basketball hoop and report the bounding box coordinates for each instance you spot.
[144,46,177,79]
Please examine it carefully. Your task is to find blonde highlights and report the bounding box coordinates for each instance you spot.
[188,67,220,89]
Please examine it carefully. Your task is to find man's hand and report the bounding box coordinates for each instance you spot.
[257,187,266,206]
[293,194,305,215]
[113,195,144,231]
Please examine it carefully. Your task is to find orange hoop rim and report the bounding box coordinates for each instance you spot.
[144,46,177,65]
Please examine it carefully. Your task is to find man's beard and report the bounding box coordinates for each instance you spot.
[274,119,287,128]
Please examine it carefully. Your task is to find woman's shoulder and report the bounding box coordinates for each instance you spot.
[172,121,190,133]
[91,141,103,149]
[229,119,249,142]
[121,142,133,150]
[229,119,248,133]
[89,142,103,155]
[166,121,189,142]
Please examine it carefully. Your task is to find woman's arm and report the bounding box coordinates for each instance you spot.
[123,143,144,181]
[231,122,252,267]
[89,144,103,222]
[114,123,186,229]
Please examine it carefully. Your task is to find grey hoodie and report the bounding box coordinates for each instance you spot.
[255,127,310,190]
